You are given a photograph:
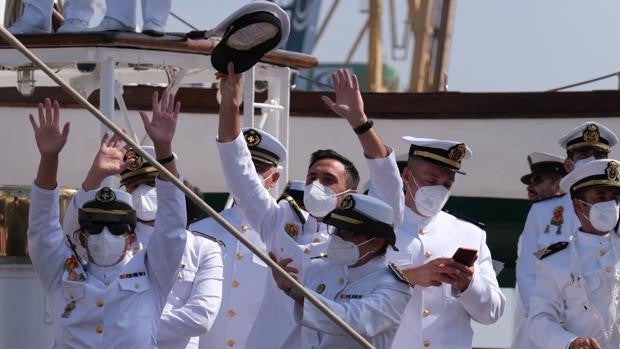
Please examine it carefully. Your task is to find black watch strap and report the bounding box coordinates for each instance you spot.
[353,120,374,135]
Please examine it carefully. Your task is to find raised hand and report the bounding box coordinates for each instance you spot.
[402,257,470,288]
[216,62,243,107]
[82,132,126,190]
[29,98,70,157]
[569,337,602,349]
[139,90,180,150]
[321,69,367,127]
[269,252,299,292]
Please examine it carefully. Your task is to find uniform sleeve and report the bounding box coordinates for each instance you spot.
[516,205,541,311]
[27,182,70,291]
[366,148,405,230]
[216,134,286,248]
[146,178,188,310]
[457,231,506,325]
[527,259,578,349]
[61,188,90,236]
[298,282,411,338]
[157,241,224,341]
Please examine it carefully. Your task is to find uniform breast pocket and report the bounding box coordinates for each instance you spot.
[60,281,87,325]
[169,268,197,306]
[563,274,601,318]
[119,277,153,318]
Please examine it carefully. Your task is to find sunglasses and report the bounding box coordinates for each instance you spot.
[80,222,131,236]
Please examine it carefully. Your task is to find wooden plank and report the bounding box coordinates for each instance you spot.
[0,86,619,119]
[0,32,318,69]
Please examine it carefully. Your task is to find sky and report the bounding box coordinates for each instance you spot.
[165,0,620,92]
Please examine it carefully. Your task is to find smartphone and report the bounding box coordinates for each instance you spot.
[452,247,478,267]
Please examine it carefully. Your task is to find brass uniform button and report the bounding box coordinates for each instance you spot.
[241,225,249,232]
[338,278,345,285]
[227,310,236,317]
[423,339,430,347]
[227,339,235,347]
[606,266,613,273]
[303,247,311,254]
[96,299,104,307]
[235,252,244,261]
[96,326,103,334]
[616,318,620,324]
[135,284,141,289]
[232,280,240,288]
[422,308,430,317]
[424,251,432,258]
[419,229,426,235]
[600,249,606,257]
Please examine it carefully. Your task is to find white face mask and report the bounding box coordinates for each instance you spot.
[573,156,596,169]
[326,234,375,266]
[86,228,129,267]
[131,184,157,222]
[303,180,349,218]
[580,199,620,232]
[406,176,451,217]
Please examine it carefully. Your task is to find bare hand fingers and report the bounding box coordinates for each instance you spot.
[352,74,360,90]
[61,122,70,141]
[44,98,53,124]
[152,91,160,114]
[28,114,38,131]
[227,62,236,76]
[52,100,60,126]
[37,103,45,127]
[173,101,181,118]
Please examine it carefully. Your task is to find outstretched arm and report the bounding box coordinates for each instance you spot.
[216,62,243,143]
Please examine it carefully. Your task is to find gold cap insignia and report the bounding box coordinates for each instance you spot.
[447,143,466,163]
[244,129,262,147]
[124,149,144,171]
[315,283,326,294]
[95,187,116,203]
[340,195,354,210]
[606,161,619,181]
[583,124,600,143]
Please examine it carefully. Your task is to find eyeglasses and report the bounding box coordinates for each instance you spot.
[80,222,131,236]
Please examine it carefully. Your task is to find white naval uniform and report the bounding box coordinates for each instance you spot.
[189,206,269,349]
[63,189,224,349]
[513,193,578,349]
[216,133,403,348]
[528,231,620,349]
[28,179,186,349]
[290,258,411,349]
[388,208,506,349]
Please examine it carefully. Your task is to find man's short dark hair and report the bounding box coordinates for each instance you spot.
[308,149,360,189]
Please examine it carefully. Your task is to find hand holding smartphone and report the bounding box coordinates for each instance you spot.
[452,247,478,267]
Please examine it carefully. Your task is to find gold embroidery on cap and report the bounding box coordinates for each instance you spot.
[124,149,144,171]
[447,143,466,163]
[95,187,116,203]
[244,129,261,146]
[606,161,619,181]
[583,124,600,143]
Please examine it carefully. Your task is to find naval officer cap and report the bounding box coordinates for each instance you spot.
[120,146,177,187]
[560,159,620,197]
[323,193,397,250]
[520,152,567,184]
[78,187,136,226]
[211,1,290,74]
[402,136,472,174]
[242,127,287,167]
[558,122,618,153]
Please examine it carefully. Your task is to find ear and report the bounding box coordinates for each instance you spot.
[127,232,137,246]
[78,231,87,247]
[573,197,587,217]
[564,158,574,173]
[270,171,280,186]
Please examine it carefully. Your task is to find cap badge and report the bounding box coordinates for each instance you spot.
[583,124,600,143]
[340,195,355,210]
[244,129,262,147]
[447,143,466,163]
[95,187,116,203]
[124,149,144,171]
[606,161,619,181]
[315,283,326,294]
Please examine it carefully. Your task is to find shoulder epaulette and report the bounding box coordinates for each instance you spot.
[388,262,415,288]
[534,241,569,260]
[444,210,486,229]
[532,193,566,204]
[282,194,307,225]
[191,230,226,249]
